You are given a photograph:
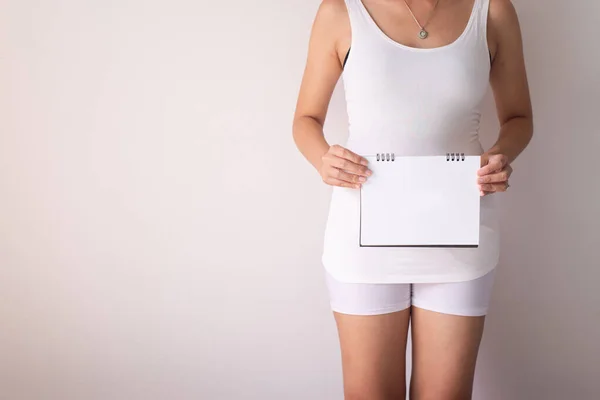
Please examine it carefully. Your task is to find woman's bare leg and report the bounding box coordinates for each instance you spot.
[409,306,486,400]
[334,309,411,400]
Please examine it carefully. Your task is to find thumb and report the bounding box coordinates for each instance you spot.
[480,153,490,168]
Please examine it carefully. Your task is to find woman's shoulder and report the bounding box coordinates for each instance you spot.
[314,0,350,26]
[318,0,348,15]
[488,0,521,33]
[487,0,522,59]
[312,0,351,58]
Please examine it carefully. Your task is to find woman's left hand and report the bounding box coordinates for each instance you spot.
[477,153,512,196]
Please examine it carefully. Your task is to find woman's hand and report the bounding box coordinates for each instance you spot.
[477,153,513,196]
[320,145,372,189]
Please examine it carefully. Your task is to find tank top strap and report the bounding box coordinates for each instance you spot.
[454,0,489,64]
[480,0,491,30]
[343,0,380,45]
[469,0,491,43]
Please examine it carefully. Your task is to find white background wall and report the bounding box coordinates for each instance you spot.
[1,0,598,399]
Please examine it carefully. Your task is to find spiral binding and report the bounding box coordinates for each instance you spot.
[376,153,395,162]
[446,152,466,161]
[375,153,465,161]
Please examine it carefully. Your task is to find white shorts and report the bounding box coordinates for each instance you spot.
[324,267,497,317]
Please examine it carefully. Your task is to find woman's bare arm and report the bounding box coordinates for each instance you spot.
[292,0,371,189]
[478,0,534,194]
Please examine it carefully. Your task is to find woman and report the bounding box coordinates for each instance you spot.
[292,0,532,398]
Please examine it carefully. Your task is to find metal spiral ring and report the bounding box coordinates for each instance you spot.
[376,153,395,162]
[446,152,466,161]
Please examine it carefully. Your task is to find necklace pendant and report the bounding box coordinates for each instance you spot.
[419,29,428,39]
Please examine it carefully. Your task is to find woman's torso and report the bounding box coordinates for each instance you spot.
[322,0,500,284]
[342,0,491,157]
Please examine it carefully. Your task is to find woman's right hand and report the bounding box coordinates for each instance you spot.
[319,145,372,189]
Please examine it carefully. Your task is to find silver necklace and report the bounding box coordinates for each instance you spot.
[402,0,441,39]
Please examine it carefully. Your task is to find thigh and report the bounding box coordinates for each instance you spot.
[409,269,497,400]
[325,271,411,399]
[335,310,411,400]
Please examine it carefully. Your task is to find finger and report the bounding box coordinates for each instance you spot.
[477,170,510,184]
[479,153,489,168]
[327,155,372,176]
[478,159,503,176]
[325,177,361,189]
[478,154,508,176]
[330,145,369,166]
[479,182,509,192]
[329,167,367,184]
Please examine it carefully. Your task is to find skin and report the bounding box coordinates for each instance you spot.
[292,0,533,398]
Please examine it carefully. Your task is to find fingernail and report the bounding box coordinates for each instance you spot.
[355,184,361,189]
[361,159,369,166]
[358,177,366,182]
[477,178,484,183]
[366,170,372,176]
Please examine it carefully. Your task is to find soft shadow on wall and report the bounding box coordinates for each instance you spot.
[472,1,600,399]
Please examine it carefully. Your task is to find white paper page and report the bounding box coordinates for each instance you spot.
[360,155,481,247]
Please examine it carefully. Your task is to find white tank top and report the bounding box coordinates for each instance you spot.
[322,0,500,283]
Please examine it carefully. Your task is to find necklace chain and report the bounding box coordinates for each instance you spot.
[402,0,441,39]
